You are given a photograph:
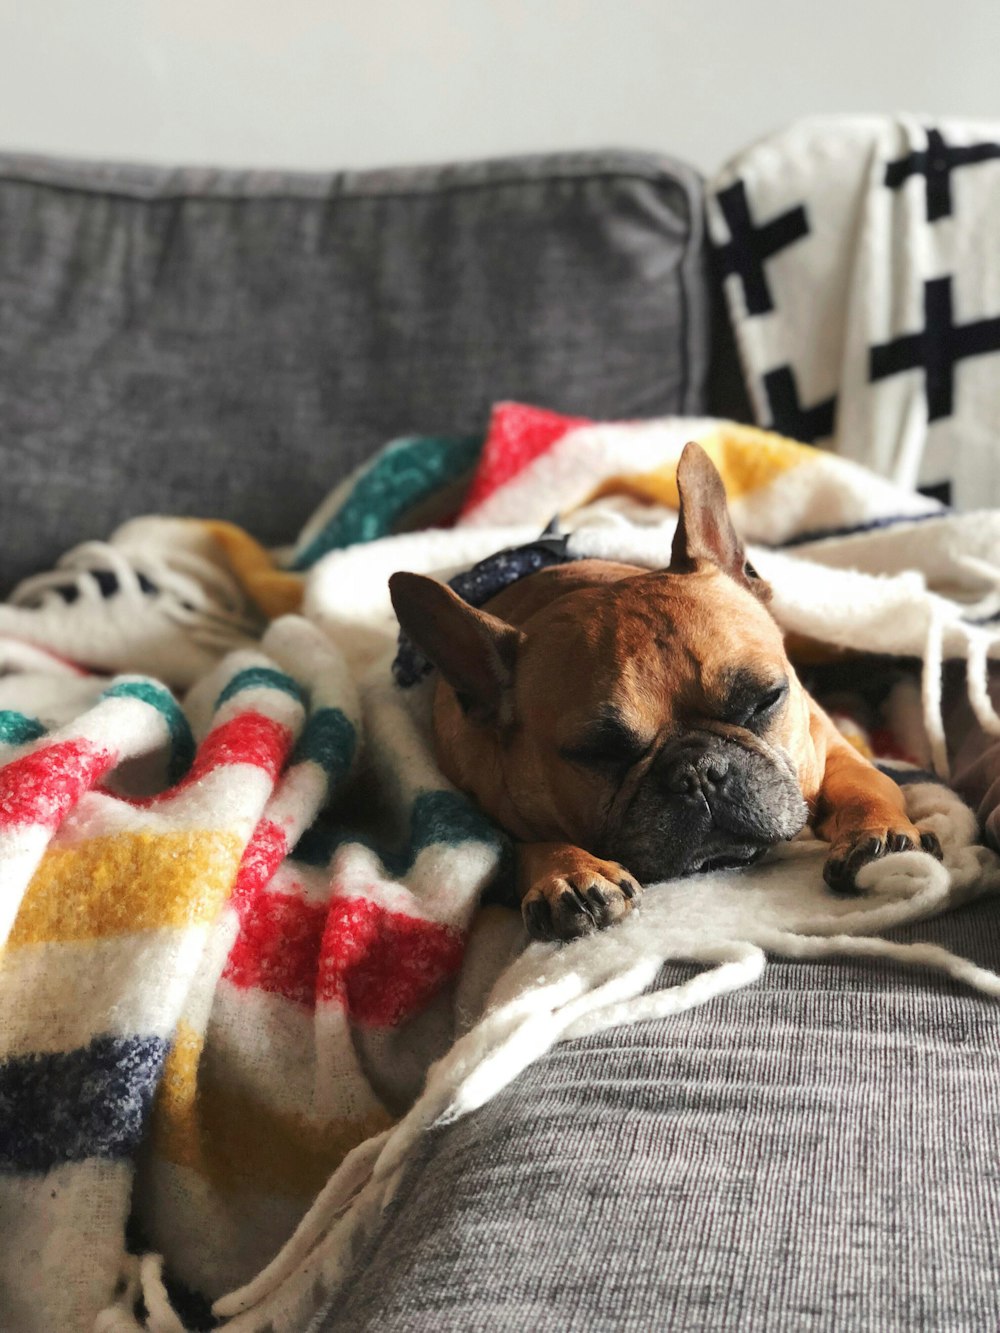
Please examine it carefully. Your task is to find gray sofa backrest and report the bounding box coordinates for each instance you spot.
[0,150,711,592]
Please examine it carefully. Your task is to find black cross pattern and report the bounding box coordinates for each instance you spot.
[885,127,1000,221]
[870,276,1000,421]
[714,180,810,316]
[761,366,836,444]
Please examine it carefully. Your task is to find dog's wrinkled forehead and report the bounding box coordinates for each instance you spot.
[518,568,784,724]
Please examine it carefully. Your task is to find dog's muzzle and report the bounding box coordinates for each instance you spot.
[606,733,808,884]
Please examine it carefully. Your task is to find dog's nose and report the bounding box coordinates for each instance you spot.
[667,752,730,797]
[704,756,729,784]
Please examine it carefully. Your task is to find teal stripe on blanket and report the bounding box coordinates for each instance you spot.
[0,711,46,746]
[0,1035,168,1173]
[294,789,506,876]
[102,680,196,785]
[293,707,356,784]
[409,789,503,855]
[215,666,304,709]
[291,434,483,571]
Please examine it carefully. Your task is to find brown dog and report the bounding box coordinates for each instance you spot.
[390,442,943,940]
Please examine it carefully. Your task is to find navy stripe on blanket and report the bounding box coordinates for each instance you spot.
[778,509,946,548]
[877,762,942,787]
[0,1035,168,1173]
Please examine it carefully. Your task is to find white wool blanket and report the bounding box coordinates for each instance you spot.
[2,413,1000,1332]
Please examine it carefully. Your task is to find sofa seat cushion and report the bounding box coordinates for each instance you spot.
[313,899,1000,1331]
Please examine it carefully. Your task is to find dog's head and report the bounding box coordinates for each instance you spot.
[390,443,812,883]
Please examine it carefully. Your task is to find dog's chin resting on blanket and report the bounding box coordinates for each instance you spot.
[391,443,943,941]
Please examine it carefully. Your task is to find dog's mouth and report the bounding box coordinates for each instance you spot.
[690,845,770,874]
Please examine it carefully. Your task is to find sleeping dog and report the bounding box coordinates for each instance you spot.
[390,442,942,940]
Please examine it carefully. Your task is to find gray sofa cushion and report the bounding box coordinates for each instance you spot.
[313,900,1000,1332]
[0,150,708,593]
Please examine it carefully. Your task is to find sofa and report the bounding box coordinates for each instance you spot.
[1,147,998,1331]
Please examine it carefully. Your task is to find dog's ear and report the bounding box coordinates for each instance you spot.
[669,441,770,600]
[389,571,525,724]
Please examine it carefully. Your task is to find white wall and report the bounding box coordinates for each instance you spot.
[0,0,997,175]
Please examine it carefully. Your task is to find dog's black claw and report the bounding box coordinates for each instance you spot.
[887,831,911,854]
[563,887,600,930]
[920,831,943,860]
[561,889,589,915]
[823,857,848,890]
[618,877,638,899]
[834,836,882,889]
[824,849,872,895]
[851,835,883,868]
[586,884,608,908]
[524,898,552,939]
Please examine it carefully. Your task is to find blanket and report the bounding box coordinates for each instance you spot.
[707,114,1000,510]
[3,405,1000,1332]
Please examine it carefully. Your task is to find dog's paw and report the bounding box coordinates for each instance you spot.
[823,823,943,895]
[522,854,641,941]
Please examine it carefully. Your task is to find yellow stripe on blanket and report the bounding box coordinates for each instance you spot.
[586,422,815,510]
[152,1021,393,1197]
[7,832,244,946]
[202,520,305,619]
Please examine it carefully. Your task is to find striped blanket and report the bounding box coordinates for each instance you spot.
[3,403,1000,1331]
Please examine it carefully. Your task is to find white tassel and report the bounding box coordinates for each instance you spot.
[964,627,1000,737]
[136,1255,187,1333]
[757,928,1000,998]
[94,1256,144,1333]
[562,942,766,1040]
[949,553,1000,622]
[921,601,949,777]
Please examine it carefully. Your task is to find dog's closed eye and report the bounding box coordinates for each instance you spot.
[560,709,651,771]
[719,671,789,730]
[748,683,788,720]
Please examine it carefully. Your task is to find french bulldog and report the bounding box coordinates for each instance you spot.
[390,442,943,941]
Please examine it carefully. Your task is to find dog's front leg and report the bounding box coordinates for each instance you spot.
[811,712,943,893]
[516,842,642,941]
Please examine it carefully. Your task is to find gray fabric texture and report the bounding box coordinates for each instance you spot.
[0,149,708,593]
[313,899,1000,1332]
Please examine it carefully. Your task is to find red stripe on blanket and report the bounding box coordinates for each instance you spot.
[231,818,289,914]
[319,896,466,1027]
[181,712,292,786]
[121,713,294,808]
[0,738,113,829]
[458,401,589,517]
[223,886,465,1025]
[224,886,326,1008]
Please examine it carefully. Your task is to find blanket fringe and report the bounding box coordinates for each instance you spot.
[755,928,1000,996]
[965,627,1000,738]
[918,600,1000,779]
[922,601,950,777]
[95,1255,185,1333]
